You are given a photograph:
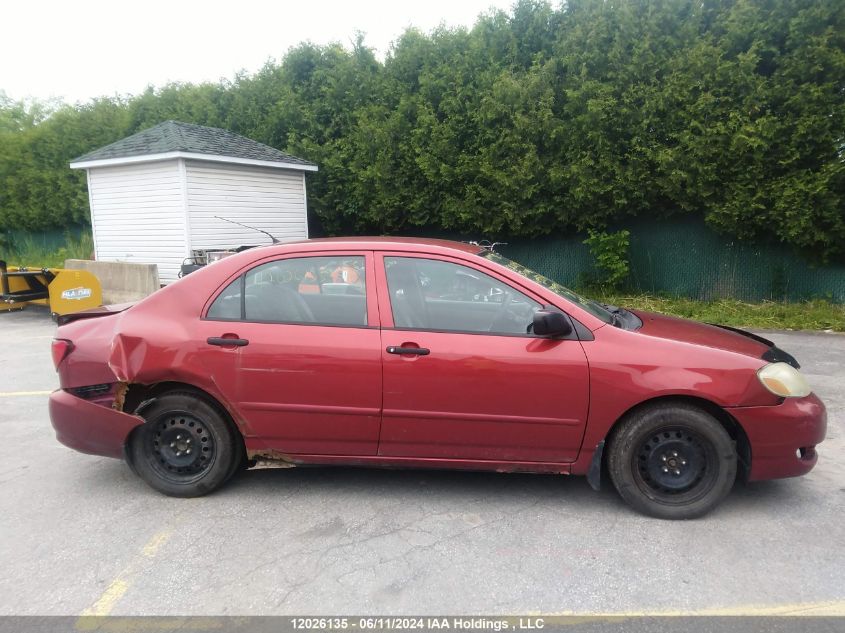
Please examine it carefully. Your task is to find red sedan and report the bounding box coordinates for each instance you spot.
[48,238,826,519]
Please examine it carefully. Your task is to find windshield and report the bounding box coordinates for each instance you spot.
[481,251,614,325]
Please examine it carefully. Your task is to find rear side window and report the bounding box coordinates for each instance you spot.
[207,277,242,320]
[207,256,368,327]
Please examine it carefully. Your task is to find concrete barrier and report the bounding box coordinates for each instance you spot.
[64,259,160,305]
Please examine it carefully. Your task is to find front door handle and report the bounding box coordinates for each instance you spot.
[386,346,430,356]
[207,336,249,347]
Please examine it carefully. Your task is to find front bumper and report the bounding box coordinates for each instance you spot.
[729,392,827,481]
[49,389,144,459]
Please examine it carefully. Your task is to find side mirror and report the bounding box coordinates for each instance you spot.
[533,309,573,337]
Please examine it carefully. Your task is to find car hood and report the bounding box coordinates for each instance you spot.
[630,310,774,359]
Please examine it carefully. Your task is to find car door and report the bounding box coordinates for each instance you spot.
[376,253,590,463]
[198,251,382,455]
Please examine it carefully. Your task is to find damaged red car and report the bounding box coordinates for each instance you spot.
[49,238,826,519]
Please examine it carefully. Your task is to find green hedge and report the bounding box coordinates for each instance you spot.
[1,0,843,262]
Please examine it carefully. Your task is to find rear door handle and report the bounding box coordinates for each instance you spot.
[386,346,430,355]
[207,336,249,347]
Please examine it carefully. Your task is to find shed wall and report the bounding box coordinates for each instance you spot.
[87,160,186,284]
[185,161,308,251]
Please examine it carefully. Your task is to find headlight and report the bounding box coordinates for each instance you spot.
[757,362,811,398]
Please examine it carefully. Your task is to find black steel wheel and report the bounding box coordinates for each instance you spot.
[129,392,241,497]
[147,412,217,481]
[607,403,737,519]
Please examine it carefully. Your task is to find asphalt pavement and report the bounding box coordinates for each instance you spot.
[0,306,843,616]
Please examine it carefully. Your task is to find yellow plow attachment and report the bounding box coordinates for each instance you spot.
[0,261,102,316]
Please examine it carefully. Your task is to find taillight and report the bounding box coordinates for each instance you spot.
[51,339,74,369]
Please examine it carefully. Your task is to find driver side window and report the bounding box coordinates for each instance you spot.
[384,257,541,335]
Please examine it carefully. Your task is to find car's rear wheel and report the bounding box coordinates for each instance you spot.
[607,403,737,519]
[129,392,241,497]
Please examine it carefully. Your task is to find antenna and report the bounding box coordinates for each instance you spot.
[466,239,508,252]
[214,215,279,244]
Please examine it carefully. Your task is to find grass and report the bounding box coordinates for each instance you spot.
[2,231,94,268]
[590,291,845,332]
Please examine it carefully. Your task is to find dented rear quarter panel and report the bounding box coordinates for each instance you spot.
[58,253,240,387]
[56,257,254,428]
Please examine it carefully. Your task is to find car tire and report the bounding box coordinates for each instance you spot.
[129,391,242,497]
[607,403,737,520]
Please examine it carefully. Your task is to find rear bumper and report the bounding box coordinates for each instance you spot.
[49,389,143,459]
[729,392,827,481]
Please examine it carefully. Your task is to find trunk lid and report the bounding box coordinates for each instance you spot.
[56,302,136,326]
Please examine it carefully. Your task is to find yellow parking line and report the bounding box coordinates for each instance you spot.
[77,527,175,620]
[550,598,845,617]
[141,527,174,559]
[684,599,845,616]
[0,390,52,397]
[79,579,129,617]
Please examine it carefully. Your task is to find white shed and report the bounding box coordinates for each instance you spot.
[70,120,318,283]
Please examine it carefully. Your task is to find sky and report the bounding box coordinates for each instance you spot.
[1,0,518,105]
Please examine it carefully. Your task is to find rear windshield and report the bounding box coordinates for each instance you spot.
[480,252,614,324]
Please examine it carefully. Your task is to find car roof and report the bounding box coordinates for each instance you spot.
[253,236,484,255]
[158,234,607,332]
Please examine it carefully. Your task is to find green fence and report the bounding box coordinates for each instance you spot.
[6,217,845,302]
[498,216,845,303]
[1,225,91,268]
[2,226,83,252]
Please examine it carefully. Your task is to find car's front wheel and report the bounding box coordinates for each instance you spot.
[607,403,737,519]
[128,392,241,497]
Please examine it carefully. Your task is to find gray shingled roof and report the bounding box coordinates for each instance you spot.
[71,120,316,168]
